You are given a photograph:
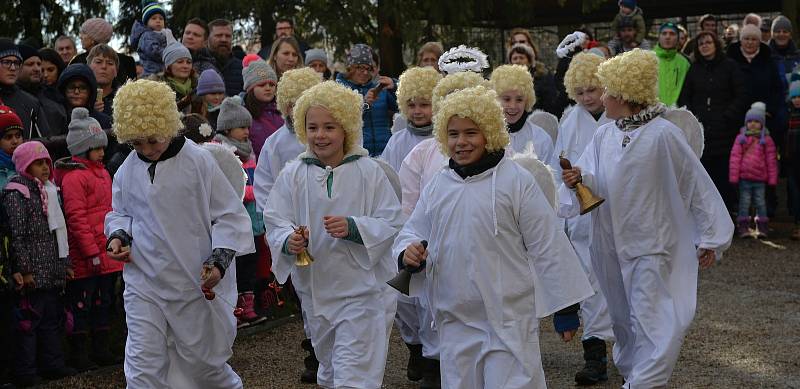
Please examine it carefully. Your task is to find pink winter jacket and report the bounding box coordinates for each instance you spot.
[729,133,778,185]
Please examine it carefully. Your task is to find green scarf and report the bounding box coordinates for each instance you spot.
[167,76,193,98]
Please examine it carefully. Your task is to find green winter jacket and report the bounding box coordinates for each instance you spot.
[655,45,691,106]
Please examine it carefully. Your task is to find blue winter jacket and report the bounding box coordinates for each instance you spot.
[336,73,398,156]
[130,20,167,77]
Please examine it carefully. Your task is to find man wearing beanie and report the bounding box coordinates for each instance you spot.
[655,22,690,106]
[610,0,646,51]
[770,15,800,99]
[16,44,68,136]
[105,79,253,388]
[0,38,51,140]
[71,18,137,85]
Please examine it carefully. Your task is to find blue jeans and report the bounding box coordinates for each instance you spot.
[738,180,767,218]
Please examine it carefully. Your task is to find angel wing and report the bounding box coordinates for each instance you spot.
[511,143,557,210]
[528,110,559,145]
[201,142,248,201]
[661,107,705,158]
[372,157,403,202]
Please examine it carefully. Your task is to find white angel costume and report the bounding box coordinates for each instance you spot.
[263,148,403,389]
[395,156,593,389]
[253,124,306,212]
[104,139,255,389]
[557,114,733,388]
[510,117,555,166]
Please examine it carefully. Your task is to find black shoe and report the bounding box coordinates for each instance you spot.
[68,334,99,372]
[90,331,121,366]
[405,342,424,381]
[299,339,318,384]
[13,375,38,388]
[39,366,77,380]
[299,368,317,384]
[419,357,441,389]
[575,337,608,386]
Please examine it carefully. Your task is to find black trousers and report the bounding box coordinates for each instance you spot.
[14,289,66,377]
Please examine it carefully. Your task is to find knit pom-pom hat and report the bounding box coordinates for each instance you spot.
[433,85,509,155]
[563,52,605,101]
[276,67,323,116]
[490,64,536,112]
[292,81,365,155]
[741,101,768,145]
[216,95,253,133]
[112,79,183,143]
[396,67,443,118]
[66,107,108,156]
[431,71,489,114]
[596,48,659,106]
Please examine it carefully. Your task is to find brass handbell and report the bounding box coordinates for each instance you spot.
[387,240,428,295]
[294,226,314,266]
[559,155,604,215]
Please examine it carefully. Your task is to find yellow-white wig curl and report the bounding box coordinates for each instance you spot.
[433,85,509,155]
[490,64,536,112]
[292,81,364,155]
[276,67,323,117]
[396,66,442,118]
[431,71,489,113]
[596,48,659,106]
[564,52,605,101]
[112,79,182,143]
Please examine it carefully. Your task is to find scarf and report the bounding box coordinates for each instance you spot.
[741,46,760,63]
[407,122,433,137]
[137,136,186,183]
[507,110,532,134]
[449,149,505,179]
[43,181,69,258]
[167,76,193,97]
[615,103,667,148]
[214,133,253,161]
[0,149,13,171]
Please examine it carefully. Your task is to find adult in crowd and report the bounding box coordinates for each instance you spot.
[743,13,762,28]
[207,19,243,96]
[17,44,68,135]
[267,36,302,80]
[507,43,564,116]
[70,18,137,86]
[57,64,112,130]
[304,48,333,80]
[683,14,718,55]
[724,24,740,48]
[258,18,310,60]
[608,16,652,56]
[761,18,773,44]
[0,38,50,139]
[654,22,690,106]
[417,41,444,71]
[769,16,800,98]
[38,48,66,88]
[87,44,120,118]
[180,17,218,74]
[677,24,688,51]
[55,35,77,65]
[148,42,197,114]
[335,43,398,156]
[679,31,748,210]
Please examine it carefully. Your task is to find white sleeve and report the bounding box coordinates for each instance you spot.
[350,165,404,271]
[262,164,301,284]
[207,157,256,255]
[399,149,424,217]
[104,163,133,238]
[253,141,277,212]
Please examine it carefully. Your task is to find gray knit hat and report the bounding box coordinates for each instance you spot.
[216,95,252,132]
[346,44,374,67]
[163,40,191,68]
[304,48,328,66]
[66,107,108,156]
[772,15,793,34]
[242,59,277,92]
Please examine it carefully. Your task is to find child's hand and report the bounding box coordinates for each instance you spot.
[201,265,221,290]
[66,268,75,280]
[562,167,582,188]
[106,238,131,263]
[12,273,23,291]
[403,241,428,268]
[698,248,715,269]
[287,231,307,255]
[559,329,577,342]
[323,216,349,239]
[22,274,35,289]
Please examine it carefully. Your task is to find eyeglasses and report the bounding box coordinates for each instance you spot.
[352,64,373,73]
[0,59,21,69]
[66,85,90,93]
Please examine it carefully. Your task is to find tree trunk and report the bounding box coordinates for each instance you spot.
[377,0,405,78]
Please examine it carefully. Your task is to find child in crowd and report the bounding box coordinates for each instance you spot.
[730,102,778,238]
[180,113,215,144]
[195,69,226,129]
[610,0,646,47]
[55,108,121,371]
[263,81,403,388]
[3,141,76,387]
[305,48,333,80]
[253,66,322,383]
[104,79,253,387]
[490,64,555,162]
[214,96,268,328]
[394,85,592,388]
[0,106,23,188]
[555,51,615,385]
[242,59,284,158]
[130,1,175,77]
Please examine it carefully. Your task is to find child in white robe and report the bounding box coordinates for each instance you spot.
[559,49,734,388]
[555,51,615,385]
[379,66,443,386]
[490,65,555,162]
[104,79,254,389]
[395,86,593,389]
[263,81,404,389]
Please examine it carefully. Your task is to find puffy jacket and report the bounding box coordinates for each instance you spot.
[131,21,172,77]
[655,45,691,106]
[729,132,778,185]
[248,99,284,159]
[0,84,51,139]
[678,54,749,158]
[336,73,398,156]
[55,157,121,278]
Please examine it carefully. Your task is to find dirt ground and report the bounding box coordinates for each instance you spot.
[41,221,800,389]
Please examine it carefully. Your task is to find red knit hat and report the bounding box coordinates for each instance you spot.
[0,105,23,135]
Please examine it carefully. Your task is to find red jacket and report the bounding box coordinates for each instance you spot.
[729,133,779,186]
[55,157,123,278]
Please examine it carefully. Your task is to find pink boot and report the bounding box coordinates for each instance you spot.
[239,292,266,326]
[737,216,752,238]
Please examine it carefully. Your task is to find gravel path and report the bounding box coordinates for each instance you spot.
[42,222,800,389]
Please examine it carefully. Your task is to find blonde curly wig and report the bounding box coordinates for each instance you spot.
[490,64,536,112]
[396,67,442,118]
[292,81,364,155]
[433,86,509,155]
[563,52,605,101]
[276,67,323,116]
[112,79,182,143]
[431,71,488,113]
[596,48,659,106]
